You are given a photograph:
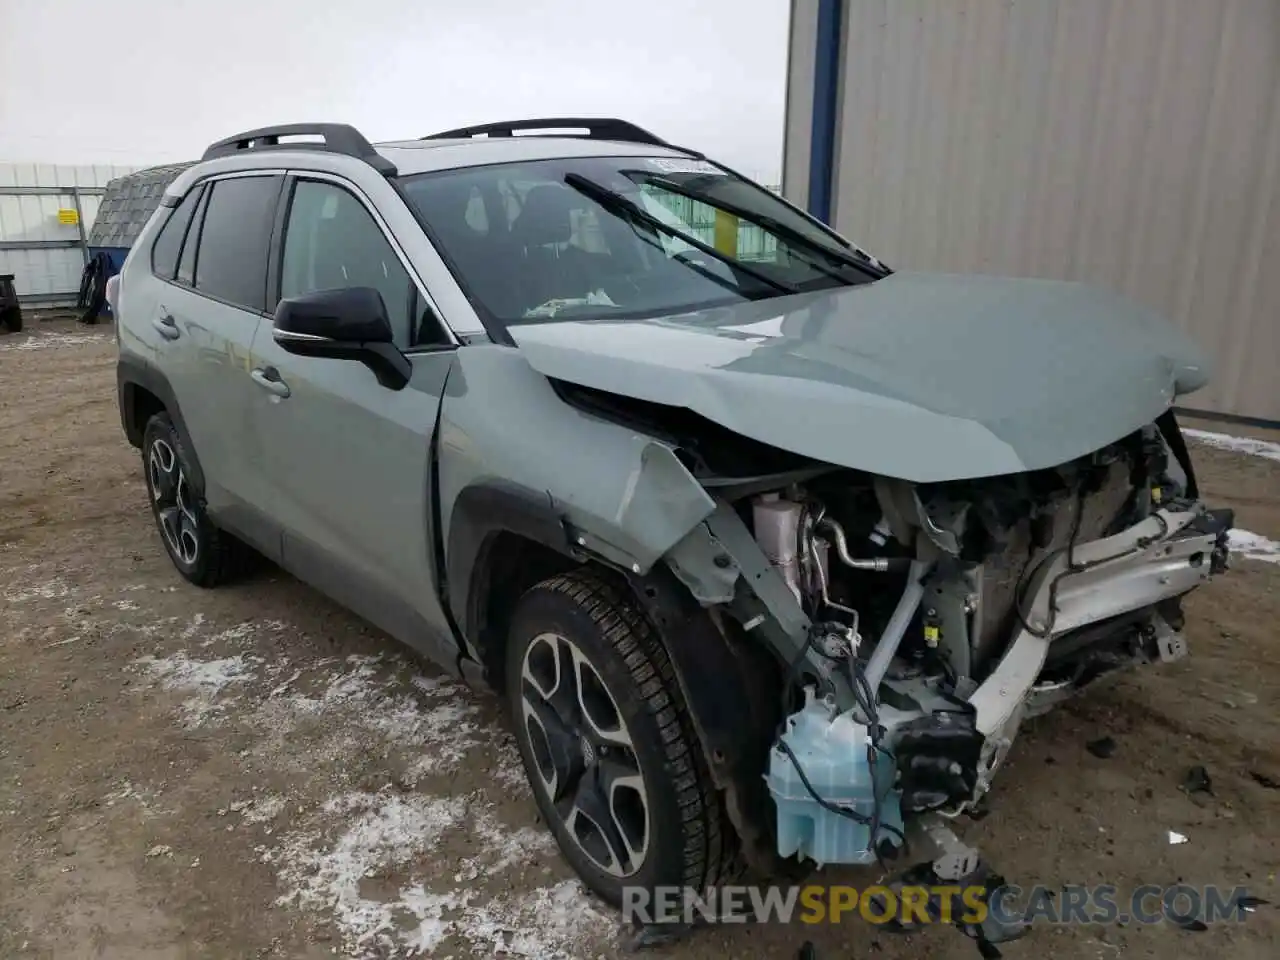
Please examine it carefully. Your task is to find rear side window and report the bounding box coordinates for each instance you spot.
[191,176,282,312]
[150,185,203,279]
[176,187,210,286]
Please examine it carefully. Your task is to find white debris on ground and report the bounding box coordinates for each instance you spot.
[1183,427,1280,465]
[0,329,112,352]
[129,620,614,958]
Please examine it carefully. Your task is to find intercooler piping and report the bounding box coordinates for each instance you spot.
[817,516,903,572]
[862,559,929,694]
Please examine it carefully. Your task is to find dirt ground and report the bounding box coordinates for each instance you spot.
[2,319,1278,960]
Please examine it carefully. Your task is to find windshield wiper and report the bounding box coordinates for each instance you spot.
[645,175,891,281]
[563,173,797,296]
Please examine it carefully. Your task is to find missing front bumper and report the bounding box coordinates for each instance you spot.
[961,502,1231,795]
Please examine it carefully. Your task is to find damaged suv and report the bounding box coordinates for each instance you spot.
[113,119,1232,948]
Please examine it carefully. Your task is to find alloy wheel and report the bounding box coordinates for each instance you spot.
[519,631,650,878]
[147,437,200,566]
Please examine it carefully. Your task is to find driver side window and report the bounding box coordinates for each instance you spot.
[279,180,421,346]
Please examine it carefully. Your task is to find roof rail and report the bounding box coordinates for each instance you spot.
[421,117,675,149]
[201,123,397,176]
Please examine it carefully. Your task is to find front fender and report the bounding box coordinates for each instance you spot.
[437,345,717,625]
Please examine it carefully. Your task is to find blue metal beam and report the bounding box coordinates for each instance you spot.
[806,0,843,224]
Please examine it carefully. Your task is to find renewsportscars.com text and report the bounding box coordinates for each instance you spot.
[622,883,1256,927]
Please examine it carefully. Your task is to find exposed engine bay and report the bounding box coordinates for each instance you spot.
[738,417,1232,895]
[550,375,1233,949]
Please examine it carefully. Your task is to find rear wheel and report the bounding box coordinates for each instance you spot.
[506,569,738,908]
[141,412,253,587]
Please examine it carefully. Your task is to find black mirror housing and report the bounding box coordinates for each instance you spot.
[272,287,411,390]
[273,286,394,343]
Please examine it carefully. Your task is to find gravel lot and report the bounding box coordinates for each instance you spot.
[2,320,1278,959]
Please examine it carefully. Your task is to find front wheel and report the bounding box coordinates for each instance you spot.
[506,569,738,909]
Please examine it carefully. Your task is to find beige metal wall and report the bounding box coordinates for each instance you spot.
[785,0,1280,421]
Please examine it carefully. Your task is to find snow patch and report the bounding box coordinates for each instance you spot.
[199,620,266,648]
[1177,428,1280,564]
[135,651,257,725]
[235,795,287,825]
[101,780,162,816]
[0,330,111,353]
[269,791,608,958]
[467,881,614,958]
[3,578,73,604]
[123,620,598,955]
[270,792,469,952]
[1230,529,1280,564]
[458,816,555,881]
[1184,428,1280,465]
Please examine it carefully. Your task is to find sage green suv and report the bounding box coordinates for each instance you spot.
[113,119,1232,946]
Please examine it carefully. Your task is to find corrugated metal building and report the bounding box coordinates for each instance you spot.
[0,163,141,304]
[784,0,1280,423]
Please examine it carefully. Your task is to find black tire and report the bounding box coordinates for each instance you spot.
[0,306,21,333]
[506,569,738,910]
[141,412,254,587]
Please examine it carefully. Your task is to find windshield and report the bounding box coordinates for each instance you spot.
[399,155,886,329]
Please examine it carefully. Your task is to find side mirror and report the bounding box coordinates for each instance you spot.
[272,287,411,390]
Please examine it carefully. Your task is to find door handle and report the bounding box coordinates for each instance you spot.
[152,314,180,340]
[251,366,291,398]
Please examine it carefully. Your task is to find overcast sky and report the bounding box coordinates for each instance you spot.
[0,0,790,182]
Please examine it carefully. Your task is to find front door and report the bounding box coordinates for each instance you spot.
[246,174,458,663]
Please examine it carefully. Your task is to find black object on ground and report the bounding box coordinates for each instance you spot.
[865,857,1026,957]
[966,795,991,821]
[797,942,818,960]
[76,253,112,325]
[0,274,21,333]
[1181,765,1213,795]
[1249,770,1280,790]
[1171,916,1209,932]
[1086,736,1117,759]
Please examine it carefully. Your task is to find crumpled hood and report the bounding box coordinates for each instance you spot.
[508,272,1209,482]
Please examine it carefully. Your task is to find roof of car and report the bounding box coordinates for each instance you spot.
[374,135,692,177]
[194,119,699,179]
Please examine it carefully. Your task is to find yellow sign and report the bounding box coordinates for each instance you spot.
[713,208,739,257]
[57,209,79,226]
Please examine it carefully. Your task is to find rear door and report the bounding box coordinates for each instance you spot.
[246,173,458,663]
[144,172,285,559]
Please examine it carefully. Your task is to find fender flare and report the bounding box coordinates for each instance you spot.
[116,354,206,492]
